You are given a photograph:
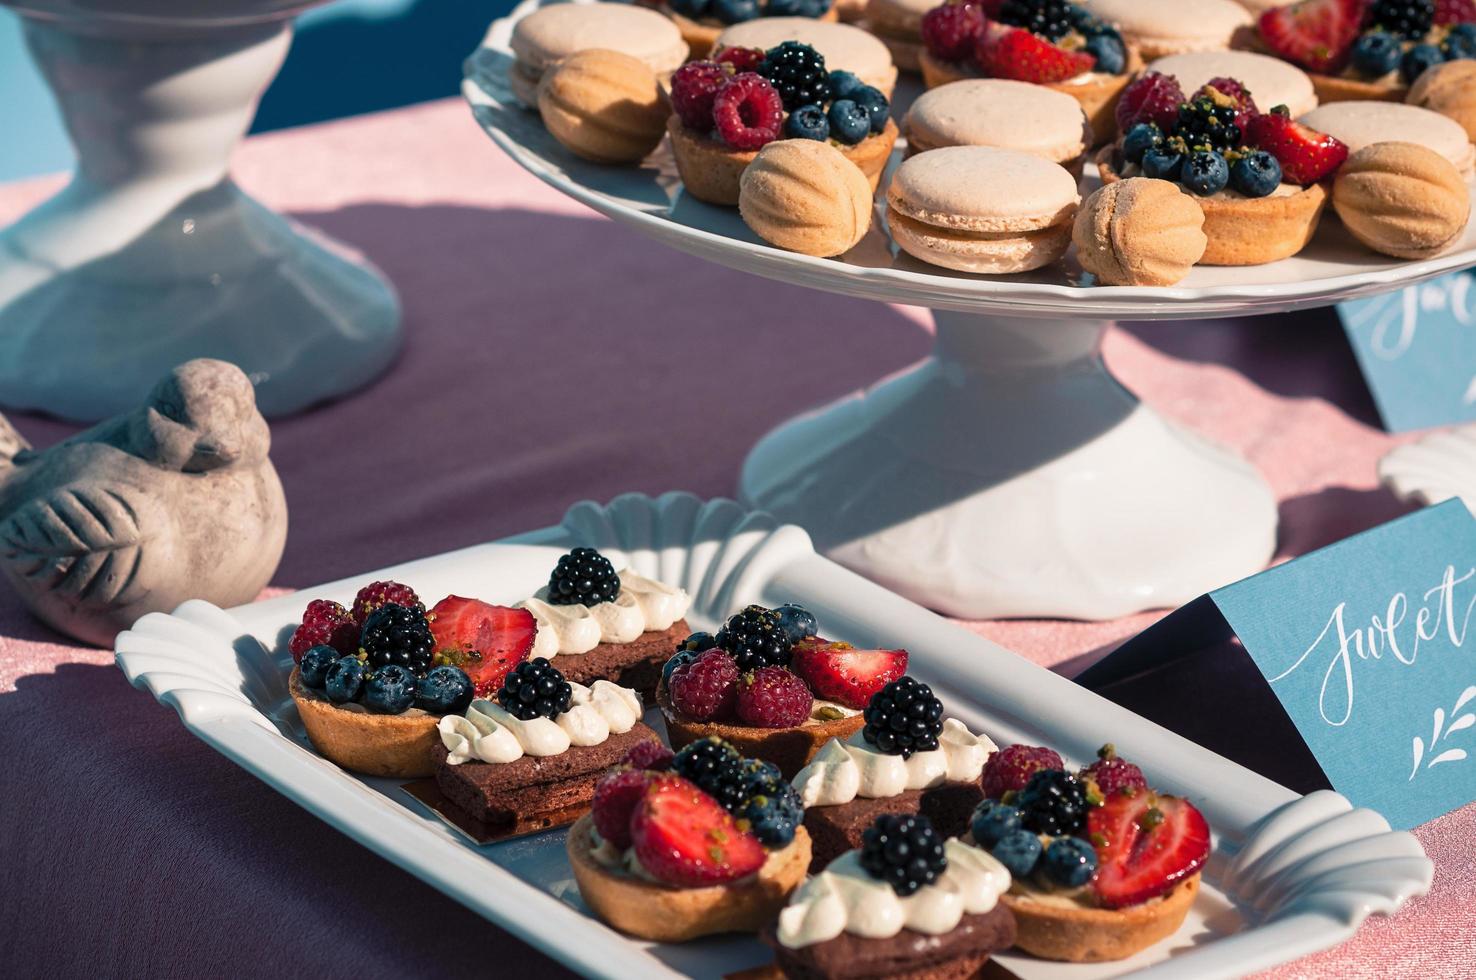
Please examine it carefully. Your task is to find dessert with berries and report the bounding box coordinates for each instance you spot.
[740,139,875,256]
[286,581,511,778]
[1098,72,1349,265]
[1300,99,1476,174]
[431,657,661,832]
[667,41,899,206]
[918,1,1141,143]
[716,18,900,93]
[965,743,1211,962]
[507,2,687,107]
[903,78,1093,174]
[513,547,691,697]
[636,0,837,60]
[657,604,904,776]
[1255,0,1476,105]
[569,738,812,941]
[791,676,995,871]
[761,813,1017,979]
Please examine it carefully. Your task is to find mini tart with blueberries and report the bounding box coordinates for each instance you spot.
[791,676,994,872]
[1097,72,1346,265]
[637,0,837,59]
[656,604,901,777]
[569,737,812,942]
[667,43,899,207]
[966,743,1210,963]
[1254,0,1476,106]
[917,0,1143,144]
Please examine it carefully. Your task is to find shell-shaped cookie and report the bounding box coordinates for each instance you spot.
[1072,178,1207,286]
[1332,142,1471,260]
[537,49,668,165]
[1407,60,1476,142]
[739,140,873,257]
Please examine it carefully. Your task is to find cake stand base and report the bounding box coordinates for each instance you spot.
[739,311,1279,620]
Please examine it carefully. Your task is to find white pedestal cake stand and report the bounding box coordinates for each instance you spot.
[464,0,1476,620]
[0,0,402,422]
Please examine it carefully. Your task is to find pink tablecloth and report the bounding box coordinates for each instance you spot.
[0,98,1470,979]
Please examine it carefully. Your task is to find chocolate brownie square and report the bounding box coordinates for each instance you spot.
[803,782,985,872]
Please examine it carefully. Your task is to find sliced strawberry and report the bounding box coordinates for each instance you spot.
[790,637,909,710]
[1436,0,1476,24]
[630,775,765,887]
[427,596,536,697]
[1246,108,1349,184]
[1257,0,1365,74]
[592,768,655,850]
[973,23,1095,84]
[1089,791,1211,909]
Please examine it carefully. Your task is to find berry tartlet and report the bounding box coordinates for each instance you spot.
[432,657,661,832]
[667,43,899,206]
[918,1,1142,143]
[569,738,813,941]
[656,605,902,777]
[966,744,1211,962]
[791,676,995,871]
[638,0,838,59]
[1097,72,1348,265]
[1255,0,1476,106]
[761,813,1017,979]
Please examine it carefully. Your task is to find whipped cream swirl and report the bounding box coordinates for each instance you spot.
[792,719,995,807]
[438,681,642,765]
[777,842,1011,948]
[519,570,690,659]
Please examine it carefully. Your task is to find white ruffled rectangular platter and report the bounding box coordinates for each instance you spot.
[114,493,1431,979]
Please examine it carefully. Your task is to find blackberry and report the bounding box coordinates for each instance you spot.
[759,41,829,111]
[1015,768,1090,836]
[1368,0,1435,40]
[672,737,749,813]
[546,547,621,606]
[858,814,948,896]
[862,676,944,757]
[359,603,435,674]
[738,759,804,846]
[716,605,793,670]
[497,657,573,721]
[996,0,1077,42]
[1173,97,1241,153]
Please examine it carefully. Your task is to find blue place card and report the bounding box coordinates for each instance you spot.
[1080,499,1476,831]
[1340,271,1476,433]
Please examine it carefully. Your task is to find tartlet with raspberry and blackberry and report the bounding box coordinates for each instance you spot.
[568,737,812,941]
[667,42,899,206]
[1254,0,1476,106]
[1096,72,1349,265]
[918,0,1143,144]
[966,743,1211,962]
[637,0,838,59]
[656,604,909,777]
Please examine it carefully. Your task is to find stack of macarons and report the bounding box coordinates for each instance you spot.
[904,79,1093,175]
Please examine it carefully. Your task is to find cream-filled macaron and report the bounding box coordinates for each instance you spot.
[1148,51,1316,117]
[1300,102,1476,179]
[886,145,1080,273]
[716,18,898,96]
[509,2,687,106]
[904,80,1091,174]
[1084,0,1252,59]
[863,0,935,71]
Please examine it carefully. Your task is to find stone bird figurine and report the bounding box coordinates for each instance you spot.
[0,359,287,646]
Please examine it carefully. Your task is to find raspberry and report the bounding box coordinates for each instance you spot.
[1081,743,1148,798]
[289,599,359,663]
[1436,0,1476,22]
[351,581,422,624]
[921,2,986,62]
[735,666,813,728]
[1116,71,1185,135]
[981,743,1065,799]
[623,740,674,771]
[670,61,728,132]
[717,45,765,72]
[668,648,740,720]
[711,73,784,151]
[592,768,653,849]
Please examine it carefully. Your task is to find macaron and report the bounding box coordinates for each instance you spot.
[1148,50,1317,117]
[1300,102,1476,179]
[740,140,874,257]
[715,18,898,96]
[863,0,936,71]
[904,79,1092,174]
[885,145,1080,274]
[510,2,687,106]
[1085,0,1253,59]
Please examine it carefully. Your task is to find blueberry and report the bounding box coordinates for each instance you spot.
[1083,33,1126,74]
[1043,837,1098,888]
[1122,123,1161,165]
[764,0,802,15]
[415,665,474,715]
[669,0,711,16]
[324,656,366,704]
[785,104,830,141]
[990,829,1043,878]
[851,85,891,134]
[1453,23,1476,44]
[1350,31,1401,78]
[828,99,872,144]
[1230,150,1282,198]
[1401,44,1445,84]
[828,70,863,101]
[1181,150,1230,196]
[970,800,1023,848]
[712,0,760,23]
[1141,146,1184,180]
[677,630,719,654]
[299,645,338,689]
[363,663,418,714]
[1445,31,1476,61]
[773,603,819,643]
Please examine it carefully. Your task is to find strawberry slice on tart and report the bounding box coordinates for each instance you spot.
[1089,790,1212,909]
[428,596,536,698]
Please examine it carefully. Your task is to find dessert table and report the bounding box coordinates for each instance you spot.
[0,97,1469,979]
